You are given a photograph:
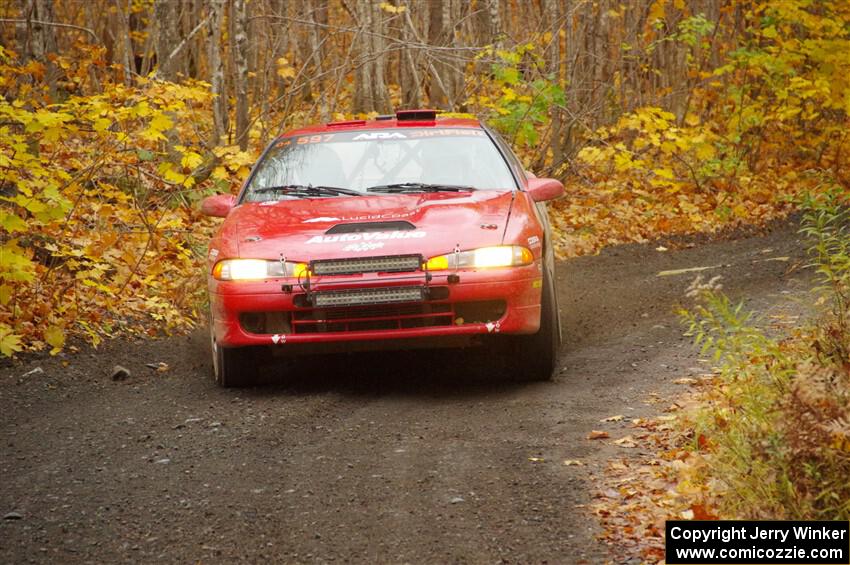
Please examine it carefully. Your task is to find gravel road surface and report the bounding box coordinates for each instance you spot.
[1,220,811,563]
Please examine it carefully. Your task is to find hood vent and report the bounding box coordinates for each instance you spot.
[326,221,416,234]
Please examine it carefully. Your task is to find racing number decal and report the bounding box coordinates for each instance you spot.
[296,134,336,145]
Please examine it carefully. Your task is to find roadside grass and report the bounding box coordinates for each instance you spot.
[592,189,850,563]
[680,189,850,520]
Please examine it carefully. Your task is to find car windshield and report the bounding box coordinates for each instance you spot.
[243,128,517,201]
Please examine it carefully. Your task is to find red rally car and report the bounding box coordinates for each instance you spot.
[201,109,565,387]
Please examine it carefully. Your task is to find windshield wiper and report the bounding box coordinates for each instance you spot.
[366,182,477,193]
[252,184,363,197]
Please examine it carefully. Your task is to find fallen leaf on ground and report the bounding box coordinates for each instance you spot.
[528,457,544,463]
[691,503,718,520]
[563,459,585,466]
[598,488,621,499]
[588,430,610,440]
[674,377,696,385]
[614,435,638,448]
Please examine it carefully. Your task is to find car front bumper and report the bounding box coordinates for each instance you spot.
[209,264,544,349]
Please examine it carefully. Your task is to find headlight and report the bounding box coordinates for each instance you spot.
[213,259,308,280]
[425,245,534,270]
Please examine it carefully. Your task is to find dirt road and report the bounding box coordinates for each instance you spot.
[1,220,811,564]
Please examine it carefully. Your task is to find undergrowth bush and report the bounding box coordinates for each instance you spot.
[680,189,850,519]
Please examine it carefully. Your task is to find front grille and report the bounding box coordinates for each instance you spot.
[239,301,507,336]
[293,303,453,334]
[312,286,424,307]
[294,302,451,321]
[290,300,505,335]
[310,254,422,276]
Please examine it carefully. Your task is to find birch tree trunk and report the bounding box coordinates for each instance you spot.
[353,0,372,113]
[544,0,562,165]
[26,0,59,94]
[307,0,328,119]
[401,7,421,108]
[154,0,178,80]
[231,0,250,149]
[114,0,135,86]
[208,0,228,142]
[487,0,501,47]
[427,0,449,108]
[353,0,390,114]
[370,2,390,113]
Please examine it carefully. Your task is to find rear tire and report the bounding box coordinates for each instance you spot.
[506,272,561,382]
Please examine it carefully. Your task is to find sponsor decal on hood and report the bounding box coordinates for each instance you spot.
[306,231,426,244]
[302,211,418,223]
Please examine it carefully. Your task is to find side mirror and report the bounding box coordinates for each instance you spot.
[201,194,236,217]
[526,177,564,202]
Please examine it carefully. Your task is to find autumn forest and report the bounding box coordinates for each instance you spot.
[2,0,850,561]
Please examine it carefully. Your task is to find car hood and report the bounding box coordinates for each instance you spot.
[227,190,515,261]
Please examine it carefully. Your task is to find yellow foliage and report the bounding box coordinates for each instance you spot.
[379,2,406,14]
[276,57,296,79]
[44,325,65,355]
[0,50,246,357]
[0,324,22,357]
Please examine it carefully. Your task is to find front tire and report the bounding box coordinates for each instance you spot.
[210,320,259,387]
[506,272,561,382]
[213,343,259,387]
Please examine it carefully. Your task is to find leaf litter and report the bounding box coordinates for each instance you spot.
[591,382,722,564]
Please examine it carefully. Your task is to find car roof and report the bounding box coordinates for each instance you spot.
[281,110,482,137]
